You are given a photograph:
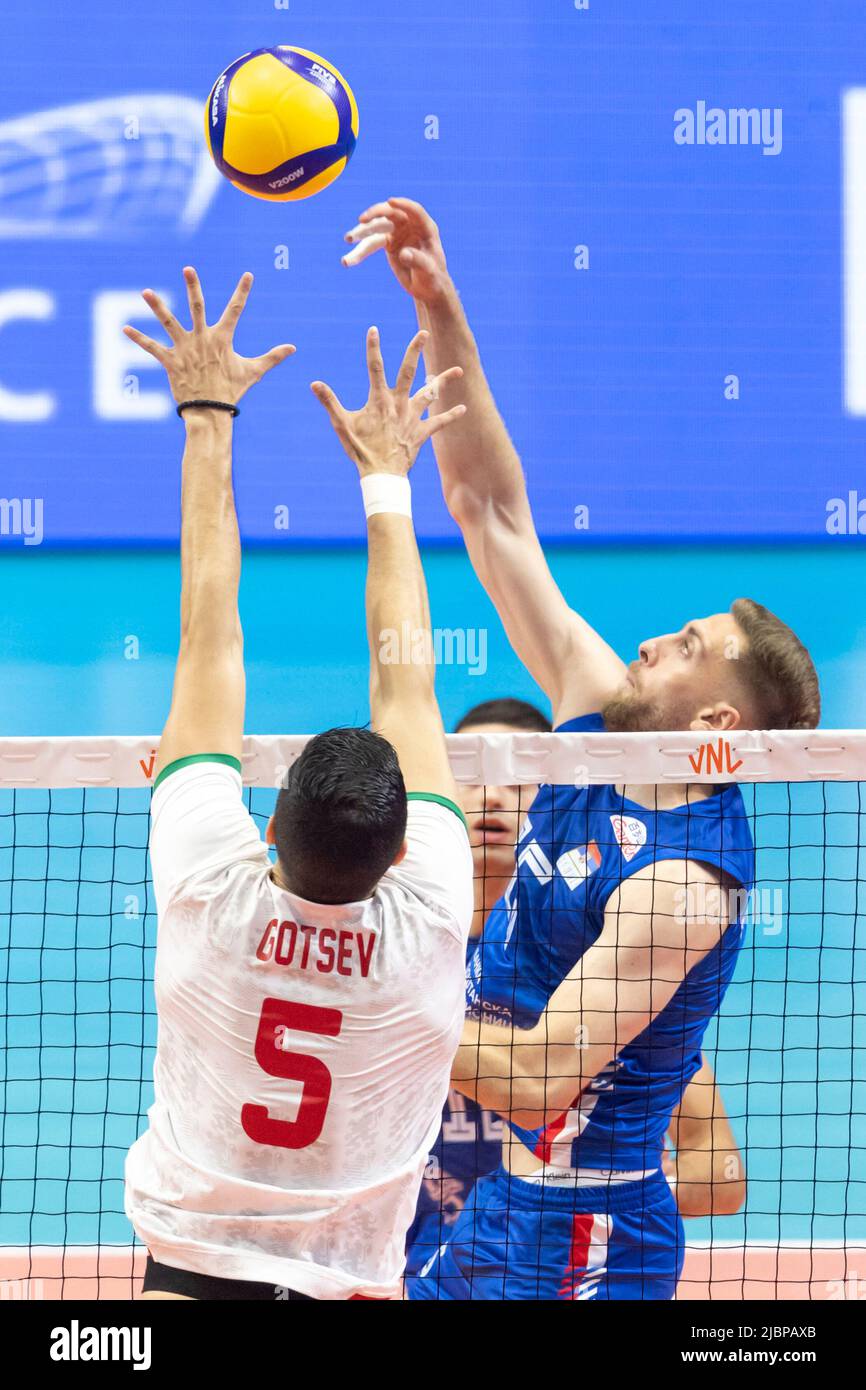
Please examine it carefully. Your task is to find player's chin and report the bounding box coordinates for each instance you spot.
[471,842,515,878]
[601,689,659,734]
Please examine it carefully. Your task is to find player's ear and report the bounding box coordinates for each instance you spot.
[689,703,741,733]
[391,839,409,868]
[265,815,276,846]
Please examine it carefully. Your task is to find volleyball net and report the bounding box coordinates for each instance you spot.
[0,730,864,1301]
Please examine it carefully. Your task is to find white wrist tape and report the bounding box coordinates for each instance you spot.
[360,473,412,519]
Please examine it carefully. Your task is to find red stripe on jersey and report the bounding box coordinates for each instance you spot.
[557,1213,595,1299]
[534,1107,570,1164]
[533,1084,587,1164]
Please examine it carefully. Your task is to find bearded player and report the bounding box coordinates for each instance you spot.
[122,268,472,1300]
[405,703,746,1289]
[346,200,818,1299]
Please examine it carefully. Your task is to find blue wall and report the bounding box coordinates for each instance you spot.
[3,0,866,541]
[0,544,861,735]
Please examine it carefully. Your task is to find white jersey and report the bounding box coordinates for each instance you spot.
[125,758,473,1300]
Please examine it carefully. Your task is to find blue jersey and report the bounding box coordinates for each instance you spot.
[405,938,504,1277]
[465,713,755,1172]
[404,1087,504,1277]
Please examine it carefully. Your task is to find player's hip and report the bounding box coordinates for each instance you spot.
[406,1165,685,1301]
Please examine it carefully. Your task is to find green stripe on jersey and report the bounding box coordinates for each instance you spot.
[152,752,243,792]
[406,791,469,833]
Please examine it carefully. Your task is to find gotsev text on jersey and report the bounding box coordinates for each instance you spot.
[255,918,377,978]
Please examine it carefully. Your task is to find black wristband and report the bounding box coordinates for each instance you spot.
[176,399,240,418]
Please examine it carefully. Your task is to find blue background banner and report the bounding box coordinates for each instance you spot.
[2,0,866,545]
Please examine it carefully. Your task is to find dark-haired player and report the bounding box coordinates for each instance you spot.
[122,269,472,1300]
[346,199,818,1300]
[405,697,550,1279]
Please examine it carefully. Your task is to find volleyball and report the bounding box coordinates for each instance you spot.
[204,46,358,201]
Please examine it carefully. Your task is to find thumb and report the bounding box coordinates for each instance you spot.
[399,247,443,301]
[311,380,345,421]
[254,343,296,376]
[400,246,438,277]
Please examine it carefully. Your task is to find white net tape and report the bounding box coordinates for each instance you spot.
[0,728,864,789]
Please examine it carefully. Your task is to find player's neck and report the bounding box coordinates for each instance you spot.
[468,871,512,940]
[616,781,718,810]
[269,861,372,905]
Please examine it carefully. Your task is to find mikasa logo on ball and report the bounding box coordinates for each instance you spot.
[211,74,226,126]
[270,168,305,189]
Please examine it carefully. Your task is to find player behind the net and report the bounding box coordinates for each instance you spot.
[122,267,472,1301]
[404,701,747,1285]
[345,198,820,1302]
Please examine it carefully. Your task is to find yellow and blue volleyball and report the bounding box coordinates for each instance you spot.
[205,46,358,202]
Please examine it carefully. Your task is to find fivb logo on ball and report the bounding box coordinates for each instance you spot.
[309,62,337,88]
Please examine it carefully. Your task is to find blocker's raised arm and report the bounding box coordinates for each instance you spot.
[125,267,294,781]
[312,326,465,800]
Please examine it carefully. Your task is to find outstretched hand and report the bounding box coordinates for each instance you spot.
[311,327,465,477]
[342,197,450,304]
[123,267,295,406]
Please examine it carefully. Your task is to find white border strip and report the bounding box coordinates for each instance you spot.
[0,730,863,790]
[843,87,866,413]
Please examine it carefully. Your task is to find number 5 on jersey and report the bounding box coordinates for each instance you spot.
[242,997,343,1150]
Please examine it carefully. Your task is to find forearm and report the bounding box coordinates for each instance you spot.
[454,920,690,1122]
[669,1068,746,1216]
[366,509,435,716]
[451,1015,582,1120]
[415,286,625,717]
[671,1134,747,1217]
[179,412,242,649]
[416,284,529,523]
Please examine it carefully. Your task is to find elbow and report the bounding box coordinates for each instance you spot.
[180,613,243,655]
[712,1178,747,1217]
[509,1105,549,1130]
[511,1080,581,1132]
[444,483,524,531]
[445,490,531,565]
[508,1094,579,1132]
[372,679,438,729]
[674,1184,714,1219]
[474,1051,552,1126]
[676,1177,747,1219]
[443,480,489,530]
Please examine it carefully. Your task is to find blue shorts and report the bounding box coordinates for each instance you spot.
[406,1166,685,1301]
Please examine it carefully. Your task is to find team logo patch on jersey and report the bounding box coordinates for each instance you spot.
[556,841,601,890]
[609,814,647,862]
